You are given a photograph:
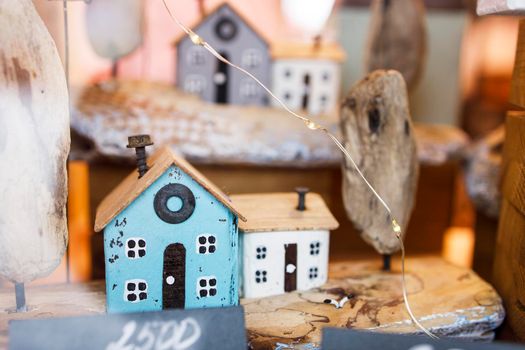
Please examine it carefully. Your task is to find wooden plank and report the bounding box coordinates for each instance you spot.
[493,111,525,340]
[244,256,503,347]
[511,21,525,108]
[502,160,525,217]
[231,193,339,232]
[0,257,504,349]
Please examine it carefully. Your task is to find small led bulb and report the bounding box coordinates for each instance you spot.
[392,219,401,234]
[189,31,204,46]
[306,120,320,130]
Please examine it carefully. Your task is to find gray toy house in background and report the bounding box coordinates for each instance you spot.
[174,3,271,106]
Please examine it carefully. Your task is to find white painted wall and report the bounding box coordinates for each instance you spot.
[271,59,341,116]
[241,230,329,299]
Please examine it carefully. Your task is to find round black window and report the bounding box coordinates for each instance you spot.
[215,17,237,41]
[154,184,196,224]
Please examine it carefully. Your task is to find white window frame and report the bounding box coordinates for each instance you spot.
[187,47,206,66]
[196,234,217,255]
[308,267,319,280]
[242,49,261,68]
[240,80,258,98]
[124,279,148,303]
[196,275,217,298]
[126,237,146,259]
[255,246,267,260]
[184,75,206,95]
[255,269,267,284]
[309,241,321,256]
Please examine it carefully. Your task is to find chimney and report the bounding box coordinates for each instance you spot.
[295,187,309,211]
[127,134,154,178]
[313,34,322,51]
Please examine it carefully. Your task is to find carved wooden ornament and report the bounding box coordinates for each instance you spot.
[0,0,70,283]
[365,0,426,91]
[340,70,418,255]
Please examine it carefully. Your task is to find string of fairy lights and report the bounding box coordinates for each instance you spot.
[57,0,436,339]
[160,0,437,339]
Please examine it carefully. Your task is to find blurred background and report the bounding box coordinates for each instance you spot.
[17,0,519,316]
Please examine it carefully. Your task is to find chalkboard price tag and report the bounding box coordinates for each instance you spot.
[322,328,525,350]
[9,306,246,350]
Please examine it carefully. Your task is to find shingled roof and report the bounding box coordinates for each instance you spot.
[94,146,246,232]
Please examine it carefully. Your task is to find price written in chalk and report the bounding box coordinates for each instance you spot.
[107,318,201,350]
[9,306,246,350]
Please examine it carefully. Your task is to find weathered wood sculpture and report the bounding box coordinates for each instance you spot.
[340,70,418,268]
[0,0,70,310]
[492,19,525,340]
[85,0,144,76]
[493,112,525,340]
[365,0,426,91]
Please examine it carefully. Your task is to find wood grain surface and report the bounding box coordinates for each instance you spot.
[493,111,525,340]
[0,257,504,349]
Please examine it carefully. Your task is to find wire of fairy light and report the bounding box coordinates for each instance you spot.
[162,0,437,339]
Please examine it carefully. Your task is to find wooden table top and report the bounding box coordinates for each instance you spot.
[0,256,504,350]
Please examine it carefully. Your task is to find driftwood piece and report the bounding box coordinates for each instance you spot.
[0,0,70,284]
[511,20,525,108]
[340,70,418,255]
[85,0,144,61]
[365,0,426,91]
[477,0,525,15]
[71,80,467,167]
[0,257,504,349]
[243,257,503,348]
[493,111,525,340]
[465,125,504,218]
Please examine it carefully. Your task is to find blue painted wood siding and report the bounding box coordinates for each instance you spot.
[104,165,239,313]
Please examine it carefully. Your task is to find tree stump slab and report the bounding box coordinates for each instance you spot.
[242,256,504,349]
[0,257,504,349]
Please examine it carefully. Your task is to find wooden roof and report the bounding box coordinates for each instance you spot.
[94,146,246,232]
[172,2,271,46]
[270,42,346,62]
[230,192,339,233]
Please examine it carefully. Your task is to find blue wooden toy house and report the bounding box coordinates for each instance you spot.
[94,144,246,313]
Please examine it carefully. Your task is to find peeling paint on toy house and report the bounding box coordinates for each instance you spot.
[94,146,246,313]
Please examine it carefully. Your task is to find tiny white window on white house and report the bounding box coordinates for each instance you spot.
[310,241,321,255]
[124,279,148,302]
[196,234,217,254]
[197,276,217,298]
[242,49,261,68]
[126,238,146,259]
[283,68,292,79]
[184,75,206,95]
[256,246,267,259]
[255,270,267,283]
[187,47,206,66]
[309,267,319,280]
[240,80,258,99]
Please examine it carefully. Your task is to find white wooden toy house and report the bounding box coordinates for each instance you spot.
[271,42,345,116]
[231,190,339,298]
